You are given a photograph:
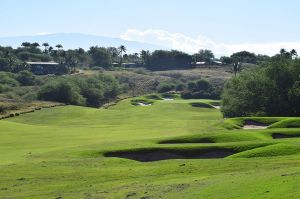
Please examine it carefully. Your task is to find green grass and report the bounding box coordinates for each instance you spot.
[0,97,300,198]
[269,118,300,128]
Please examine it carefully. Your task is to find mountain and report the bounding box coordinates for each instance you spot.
[0,33,166,53]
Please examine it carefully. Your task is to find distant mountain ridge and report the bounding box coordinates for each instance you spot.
[0,33,167,53]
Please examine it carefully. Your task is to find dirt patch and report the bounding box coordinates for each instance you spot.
[272,133,300,139]
[243,121,269,130]
[104,149,235,162]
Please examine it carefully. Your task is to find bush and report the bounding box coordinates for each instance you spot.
[38,80,86,105]
[16,71,35,86]
[83,88,104,107]
[181,79,220,99]
[0,84,10,93]
[0,72,19,86]
[157,83,176,93]
[38,74,121,107]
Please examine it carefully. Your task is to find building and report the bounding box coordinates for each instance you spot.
[26,62,65,75]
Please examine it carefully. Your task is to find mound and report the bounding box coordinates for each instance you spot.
[230,143,300,158]
[269,118,300,128]
[144,94,163,100]
[159,138,214,144]
[190,102,214,109]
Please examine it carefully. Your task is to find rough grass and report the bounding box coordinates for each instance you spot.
[1,97,300,198]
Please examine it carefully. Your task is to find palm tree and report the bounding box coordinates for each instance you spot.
[42,43,49,53]
[118,45,126,66]
[280,48,287,55]
[55,44,63,50]
[31,42,40,48]
[140,50,150,66]
[21,42,31,48]
[48,46,54,54]
[291,49,298,58]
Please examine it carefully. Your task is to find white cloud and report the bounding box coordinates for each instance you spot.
[121,29,300,56]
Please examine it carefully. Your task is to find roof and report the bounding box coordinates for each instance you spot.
[196,62,206,65]
[26,62,59,65]
[213,61,222,64]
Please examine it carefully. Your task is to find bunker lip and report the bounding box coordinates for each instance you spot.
[159,138,214,144]
[272,133,300,139]
[243,120,269,130]
[104,148,235,162]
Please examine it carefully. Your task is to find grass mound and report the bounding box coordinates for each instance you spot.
[159,132,269,144]
[190,102,214,108]
[269,118,300,128]
[209,101,221,106]
[230,143,300,158]
[159,137,214,144]
[144,94,163,100]
[160,93,179,99]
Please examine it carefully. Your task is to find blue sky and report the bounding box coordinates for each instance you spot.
[1,0,300,55]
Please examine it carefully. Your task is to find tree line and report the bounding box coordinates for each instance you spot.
[0,42,277,74]
[221,49,300,117]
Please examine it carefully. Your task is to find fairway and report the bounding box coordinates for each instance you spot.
[1,97,300,198]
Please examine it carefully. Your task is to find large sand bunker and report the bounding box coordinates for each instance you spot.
[243,121,269,130]
[105,148,235,162]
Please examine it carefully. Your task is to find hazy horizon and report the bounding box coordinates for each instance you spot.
[1,0,300,55]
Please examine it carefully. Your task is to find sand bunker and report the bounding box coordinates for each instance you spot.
[137,103,152,106]
[162,98,174,101]
[272,133,300,139]
[243,121,269,130]
[212,105,221,109]
[104,149,235,162]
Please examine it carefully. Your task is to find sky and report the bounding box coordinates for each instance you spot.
[1,0,300,55]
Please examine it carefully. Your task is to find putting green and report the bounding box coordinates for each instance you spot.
[0,97,300,198]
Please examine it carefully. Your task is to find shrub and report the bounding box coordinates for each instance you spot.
[182,79,219,99]
[83,88,104,107]
[38,80,86,105]
[157,83,176,93]
[0,72,19,86]
[16,71,35,86]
